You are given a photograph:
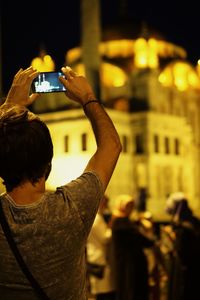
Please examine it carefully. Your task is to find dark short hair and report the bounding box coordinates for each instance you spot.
[0,104,53,191]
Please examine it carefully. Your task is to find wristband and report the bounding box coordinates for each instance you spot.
[83,100,100,111]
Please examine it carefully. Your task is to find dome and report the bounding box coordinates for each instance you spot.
[72,62,128,87]
[66,20,187,67]
[158,60,200,91]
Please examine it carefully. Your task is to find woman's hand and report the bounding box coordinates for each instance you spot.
[5,66,40,107]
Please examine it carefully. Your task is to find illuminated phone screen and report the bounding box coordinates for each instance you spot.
[32,71,66,93]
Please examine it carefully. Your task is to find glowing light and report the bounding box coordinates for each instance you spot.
[158,70,173,87]
[103,63,127,87]
[159,61,200,91]
[72,62,127,87]
[134,38,159,68]
[31,50,55,72]
[134,38,148,68]
[66,39,186,67]
[148,38,159,68]
[46,154,90,190]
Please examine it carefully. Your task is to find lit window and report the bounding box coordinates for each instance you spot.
[165,137,170,154]
[154,135,159,153]
[81,133,87,151]
[122,135,128,153]
[64,135,69,152]
[135,134,144,154]
[175,138,180,155]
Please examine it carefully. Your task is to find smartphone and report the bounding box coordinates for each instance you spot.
[31,71,66,93]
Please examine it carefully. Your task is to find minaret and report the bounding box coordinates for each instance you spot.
[81,0,102,100]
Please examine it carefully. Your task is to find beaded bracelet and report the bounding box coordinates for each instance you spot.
[83,100,100,111]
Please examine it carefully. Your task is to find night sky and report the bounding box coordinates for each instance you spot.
[1,0,200,95]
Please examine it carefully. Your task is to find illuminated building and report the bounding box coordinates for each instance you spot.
[40,29,199,219]
[1,23,199,220]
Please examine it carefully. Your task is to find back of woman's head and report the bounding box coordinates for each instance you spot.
[166,192,194,222]
[113,194,135,217]
[166,192,186,215]
[0,104,53,191]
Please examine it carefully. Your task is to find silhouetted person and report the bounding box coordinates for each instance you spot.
[164,192,200,300]
[87,195,116,300]
[111,194,154,300]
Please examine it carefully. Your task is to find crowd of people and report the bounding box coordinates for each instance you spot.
[86,192,200,300]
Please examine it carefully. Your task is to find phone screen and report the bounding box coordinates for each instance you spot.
[31,71,66,93]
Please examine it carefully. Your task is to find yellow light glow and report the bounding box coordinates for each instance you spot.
[134,38,148,68]
[31,54,55,72]
[159,61,200,91]
[134,38,158,68]
[66,39,186,68]
[148,38,159,68]
[103,63,127,87]
[66,48,81,64]
[158,70,173,87]
[73,62,127,87]
[73,64,85,76]
[46,154,90,190]
[188,72,200,86]
[174,64,188,91]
